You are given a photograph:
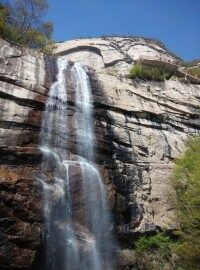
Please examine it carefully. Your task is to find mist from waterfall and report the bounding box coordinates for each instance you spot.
[38,59,115,270]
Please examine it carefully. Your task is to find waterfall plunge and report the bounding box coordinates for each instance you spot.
[39,59,114,270]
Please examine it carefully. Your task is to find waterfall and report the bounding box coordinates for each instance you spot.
[38,59,114,270]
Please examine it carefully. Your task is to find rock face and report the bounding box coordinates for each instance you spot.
[55,36,200,236]
[0,38,51,269]
[90,72,200,234]
[55,36,176,75]
[0,36,200,269]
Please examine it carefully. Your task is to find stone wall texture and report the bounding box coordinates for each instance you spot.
[0,37,200,269]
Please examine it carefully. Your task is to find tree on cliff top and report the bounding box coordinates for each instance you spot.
[170,137,200,269]
[0,0,54,51]
[0,2,13,39]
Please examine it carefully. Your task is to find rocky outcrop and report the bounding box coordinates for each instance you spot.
[0,37,200,269]
[54,36,177,75]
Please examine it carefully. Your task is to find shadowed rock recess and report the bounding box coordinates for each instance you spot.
[0,37,200,269]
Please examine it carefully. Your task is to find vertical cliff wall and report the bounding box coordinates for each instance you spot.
[0,37,200,269]
[55,36,200,237]
[90,70,200,236]
[0,38,50,269]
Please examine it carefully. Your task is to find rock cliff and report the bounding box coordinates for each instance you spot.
[0,38,52,269]
[0,36,200,269]
[54,36,177,75]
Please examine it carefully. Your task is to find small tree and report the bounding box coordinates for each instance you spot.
[170,137,200,269]
[0,0,54,50]
[8,0,48,40]
[0,2,13,39]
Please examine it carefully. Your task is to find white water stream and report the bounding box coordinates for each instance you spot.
[38,59,114,270]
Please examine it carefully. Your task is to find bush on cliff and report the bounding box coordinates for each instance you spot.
[170,137,200,270]
[129,64,171,81]
[131,137,200,270]
[135,233,172,256]
[134,233,174,270]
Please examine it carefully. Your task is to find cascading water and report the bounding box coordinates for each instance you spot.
[38,59,114,270]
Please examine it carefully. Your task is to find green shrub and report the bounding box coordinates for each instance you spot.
[170,137,200,270]
[129,64,144,79]
[135,234,172,256]
[134,234,175,270]
[129,64,171,81]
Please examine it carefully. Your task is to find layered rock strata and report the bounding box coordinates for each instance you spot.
[0,37,200,269]
[55,36,200,237]
[54,36,177,75]
[0,38,50,269]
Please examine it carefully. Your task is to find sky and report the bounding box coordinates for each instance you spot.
[46,0,200,61]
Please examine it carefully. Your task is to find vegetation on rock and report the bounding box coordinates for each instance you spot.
[180,59,200,79]
[117,234,175,270]
[135,233,172,256]
[186,66,200,79]
[134,233,174,270]
[129,62,200,82]
[129,64,171,81]
[170,137,200,270]
[181,59,200,68]
[0,2,13,39]
[0,0,54,52]
[119,137,200,270]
